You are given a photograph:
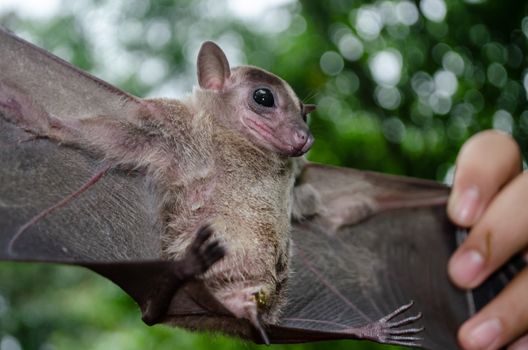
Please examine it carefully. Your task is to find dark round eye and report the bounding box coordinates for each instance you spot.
[253,88,275,107]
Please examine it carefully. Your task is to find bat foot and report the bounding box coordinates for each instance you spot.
[359,301,423,347]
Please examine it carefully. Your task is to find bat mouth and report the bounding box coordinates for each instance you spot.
[244,118,310,157]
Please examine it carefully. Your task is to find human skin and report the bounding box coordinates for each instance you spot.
[447,130,528,350]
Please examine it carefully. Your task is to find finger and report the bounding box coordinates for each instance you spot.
[449,172,528,288]
[448,130,521,227]
[458,268,528,350]
[509,334,528,350]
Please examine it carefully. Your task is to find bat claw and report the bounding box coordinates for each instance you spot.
[183,225,226,277]
[193,224,214,247]
[204,241,225,265]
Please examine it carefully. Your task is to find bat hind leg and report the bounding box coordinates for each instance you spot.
[356,301,423,347]
[141,225,225,325]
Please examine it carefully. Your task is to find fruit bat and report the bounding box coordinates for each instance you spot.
[0,27,524,349]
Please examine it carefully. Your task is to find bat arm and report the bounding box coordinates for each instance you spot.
[292,184,378,232]
[293,182,449,233]
[141,260,192,326]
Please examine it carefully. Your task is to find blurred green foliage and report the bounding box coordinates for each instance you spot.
[0,0,527,349]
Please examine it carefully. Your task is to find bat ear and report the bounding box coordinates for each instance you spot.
[303,104,316,114]
[197,41,231,91]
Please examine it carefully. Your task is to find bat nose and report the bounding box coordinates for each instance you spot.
[293,129,308,146]
[293,130,314,155]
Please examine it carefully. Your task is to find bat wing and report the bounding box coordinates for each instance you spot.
[0,110,163,294]
[0,26,147,125]
[269,162,524,349]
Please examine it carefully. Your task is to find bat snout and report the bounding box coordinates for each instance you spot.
[292,129,314,156]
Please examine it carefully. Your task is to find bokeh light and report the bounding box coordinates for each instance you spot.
[420,0,447,22]
[442,51,465,76]
[369,50,402,87]
[320,51,345,76]
[338,34,364,61]
[396,1,419,26]
[493,110,514,133]
[354,6,383,41]
[375,86,402,110]
[0,335,21,350]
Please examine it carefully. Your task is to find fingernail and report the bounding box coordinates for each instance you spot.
[467,318,502,349]
[510,334,528,350]
[453,186,480,224]
[450,249,484,286]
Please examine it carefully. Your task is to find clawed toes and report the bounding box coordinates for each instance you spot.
[193,224,214,249]
[189,225,226,274]
[372,301,424,347]
[204,240,225,266]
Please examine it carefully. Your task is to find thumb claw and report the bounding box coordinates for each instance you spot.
[249,311,270,345]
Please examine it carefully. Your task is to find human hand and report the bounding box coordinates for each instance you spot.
[447,130,528,350]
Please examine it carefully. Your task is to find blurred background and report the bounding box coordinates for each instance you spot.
[0,0,527,349]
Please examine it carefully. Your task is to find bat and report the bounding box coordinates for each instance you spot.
[0,27,523,349]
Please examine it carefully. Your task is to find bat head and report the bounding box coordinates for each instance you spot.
[196,41,315,157]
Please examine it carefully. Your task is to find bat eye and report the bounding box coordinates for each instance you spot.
[253,88,275,107]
